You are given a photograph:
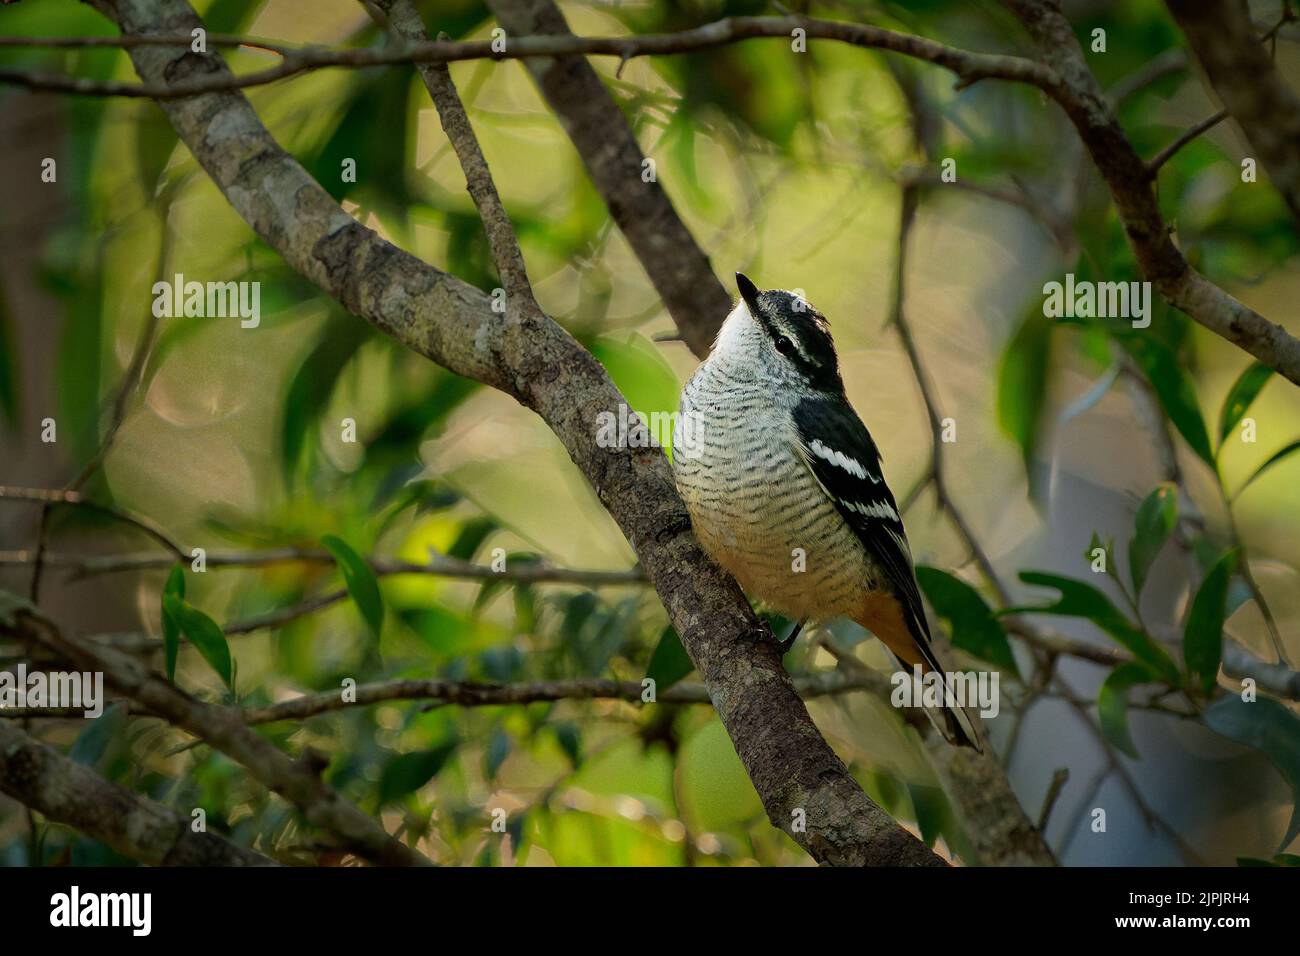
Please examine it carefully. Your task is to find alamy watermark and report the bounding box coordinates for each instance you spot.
[50,886,151,936]
[0,664,104,718]
[152,272,261,328]
[890,665,1000,719]
[1043,273,1151,329]
[596,403,702,452]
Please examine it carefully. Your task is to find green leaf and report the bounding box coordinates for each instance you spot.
[552,721,582,766]
[320,534,384,641]
[378,742,457,806]
[590,333,682,458]
[161,593,232,688]
[1011,572,1180,683]
[1204,695,1300,849]
[1218,361,1272,446]
[1097,662,1156,759]
[1183,550,1237,695]
[996,308,1053,479]
[1128,483,1177,597]
[1235,439,1300,498]
[160,564,186,681]
[907,783,950,848]
[1122,338,1214,464]
[486,729,512,781]
[280,315,370,482]
[645,626,694,692]
[915,565,1019,677]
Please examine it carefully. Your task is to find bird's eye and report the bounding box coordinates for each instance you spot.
[773,335,795,356]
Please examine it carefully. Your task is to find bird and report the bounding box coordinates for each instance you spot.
[672,273,981,750]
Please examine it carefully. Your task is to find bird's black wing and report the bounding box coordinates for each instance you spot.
[790,395,931,645]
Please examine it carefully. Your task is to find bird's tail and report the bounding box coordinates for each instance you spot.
[901,639,984,752]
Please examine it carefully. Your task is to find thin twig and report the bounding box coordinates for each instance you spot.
[0,15,1059,100]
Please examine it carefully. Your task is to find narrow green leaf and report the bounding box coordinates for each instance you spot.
[1011,571,1180,683]
[1097,662,1156,758]
[486,729,512,780]
[161,564,186,682]
[1128,483,1177,597]
[1218,361,1272,445]
[915,565,1019,677]
[1235,439,1300,498]
[161,593,232,688]
[280,315,369,482]
[1204,695,1300,849]
[907,783,950,848]
[320,534,384,640]
[1124,338,1214,464]
[645,626,694,692]
[1183,550,1237,694]
[996,308,1053,479]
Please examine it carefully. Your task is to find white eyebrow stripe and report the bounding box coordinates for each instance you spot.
[808,439,875,482]
[840,497,899,523]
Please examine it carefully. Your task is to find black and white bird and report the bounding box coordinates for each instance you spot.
[672,273,980,749]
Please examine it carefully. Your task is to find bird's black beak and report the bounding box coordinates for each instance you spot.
[735,272,762,316]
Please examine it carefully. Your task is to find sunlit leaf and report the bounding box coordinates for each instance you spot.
[1234,439,1300,498]
[1218,361,1272,446]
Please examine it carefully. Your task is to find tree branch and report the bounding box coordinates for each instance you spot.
[3,608,428,866]
[0,15,1056,100]
[84,0,940,867]
[0,719,276,865]
[0,545,645,586]
[1002,0,1300,386]
[486,0,733,359]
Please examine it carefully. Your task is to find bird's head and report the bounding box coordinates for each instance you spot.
[712,273,844,394]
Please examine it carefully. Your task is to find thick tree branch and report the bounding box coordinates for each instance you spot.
[1166,0,1300,224]
[86,0,940,867]
[486,0,732,359]
[0,719,276,866]
[3,609,428,866]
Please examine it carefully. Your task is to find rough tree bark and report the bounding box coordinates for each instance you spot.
[0,718,276,866]
[86,0,942,866]
[487,0,733,359]
[1166,0,1300,227]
